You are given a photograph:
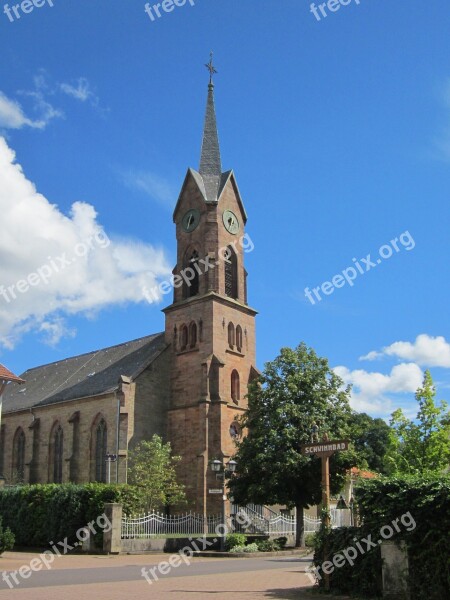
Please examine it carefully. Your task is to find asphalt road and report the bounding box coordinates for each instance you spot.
[0,556,313,590]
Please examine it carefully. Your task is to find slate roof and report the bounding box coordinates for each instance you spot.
[0,364,24,384]
[2,332,167,414]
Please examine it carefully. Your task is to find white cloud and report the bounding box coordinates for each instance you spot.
[60,78,98,106]
[360,334,450,368]
[120,169,176,209]
[334,363,423,416]
[0,137,172,349]
[0,92,47,130]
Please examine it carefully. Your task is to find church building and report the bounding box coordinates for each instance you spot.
[0,69,259,517]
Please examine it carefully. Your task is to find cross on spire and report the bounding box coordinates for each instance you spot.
[205,52,217,85]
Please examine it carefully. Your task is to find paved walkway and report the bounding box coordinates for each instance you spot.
[0,551,345,600]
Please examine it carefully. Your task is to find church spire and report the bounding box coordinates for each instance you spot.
[199,53,222,178]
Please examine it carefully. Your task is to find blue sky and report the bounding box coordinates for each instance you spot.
[0,0,449,419]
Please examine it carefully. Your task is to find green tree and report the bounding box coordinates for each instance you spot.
[127,435,186,512]
[349,412,391,474]
[386,370,450,474]
[228,343,354,547]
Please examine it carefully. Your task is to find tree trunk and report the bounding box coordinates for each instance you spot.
[295,504,305,547]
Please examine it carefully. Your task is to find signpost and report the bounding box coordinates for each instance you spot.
[301,434,350,590]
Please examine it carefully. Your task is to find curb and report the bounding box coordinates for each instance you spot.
[193,549,312,558]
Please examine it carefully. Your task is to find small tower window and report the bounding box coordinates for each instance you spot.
[224,246,238,300]
[231,370,240,404]
[228,322,235,348]
[188,251,200,297]
[180,325,188,351]
[189,322,197,348]
[236,325,243,352]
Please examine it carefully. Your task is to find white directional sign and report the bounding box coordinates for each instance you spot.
[301,440,349,456]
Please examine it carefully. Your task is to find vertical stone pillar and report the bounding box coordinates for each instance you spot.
[381,541,410,599]
[103,503,123,554]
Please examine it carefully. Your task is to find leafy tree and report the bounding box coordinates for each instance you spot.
[127,435,186,512]
[228,343,354,546]
[386,371,450,475]
[349,412,391,474]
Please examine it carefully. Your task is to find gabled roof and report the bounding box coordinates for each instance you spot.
[173,168,247,224]
[2,333,167,414]
[0,364,24,384]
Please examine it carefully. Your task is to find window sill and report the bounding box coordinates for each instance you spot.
[226,348,245,357]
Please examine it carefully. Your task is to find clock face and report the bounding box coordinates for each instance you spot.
[181,209,200,233]
[223,210,240,234]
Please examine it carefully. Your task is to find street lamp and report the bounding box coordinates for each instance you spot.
[210,458,238,551]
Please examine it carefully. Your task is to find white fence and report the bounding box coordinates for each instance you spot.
[121,509,325,539]
[121,511,222,539]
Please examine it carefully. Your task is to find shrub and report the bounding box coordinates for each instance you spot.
[313,474,450,600]
[229,542,259,553]
[256,539,281,552]
[225,533,247,551]
[0,517,15,554]
[229,545,244,553]
[304,533,316,548]
[0,483,142,548]
[274,536,288,548]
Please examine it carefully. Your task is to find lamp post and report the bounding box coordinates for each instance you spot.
[210,458,237,551]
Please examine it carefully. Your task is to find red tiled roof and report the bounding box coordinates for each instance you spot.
[0,364,24,384]
[350,467,377,479]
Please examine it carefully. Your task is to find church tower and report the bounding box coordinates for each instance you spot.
[164,58,258,516]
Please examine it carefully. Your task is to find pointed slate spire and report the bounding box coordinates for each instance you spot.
[199,53,222,183]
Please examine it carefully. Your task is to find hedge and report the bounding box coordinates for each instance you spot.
[313,474,450,599]
[0,483,142,548]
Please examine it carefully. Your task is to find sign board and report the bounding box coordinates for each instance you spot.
[301,440,349,456]
[208,489,223,494]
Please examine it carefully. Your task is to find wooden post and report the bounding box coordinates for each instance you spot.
[300,438,350,594]
[322,454,331,591]
[321,454,331,528]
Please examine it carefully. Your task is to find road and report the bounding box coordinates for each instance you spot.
[0,552,322,599]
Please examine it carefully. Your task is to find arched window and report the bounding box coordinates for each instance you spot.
[231,370,240,404]
[180,325,188,350]
[189,322,197,348]
[13,428,25,483]
[224,246,238,299]
[236,325,243,352]
[52,425,64,484]
[228,322,235,348]
[95,419,108,483]
[184,250,199,298]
